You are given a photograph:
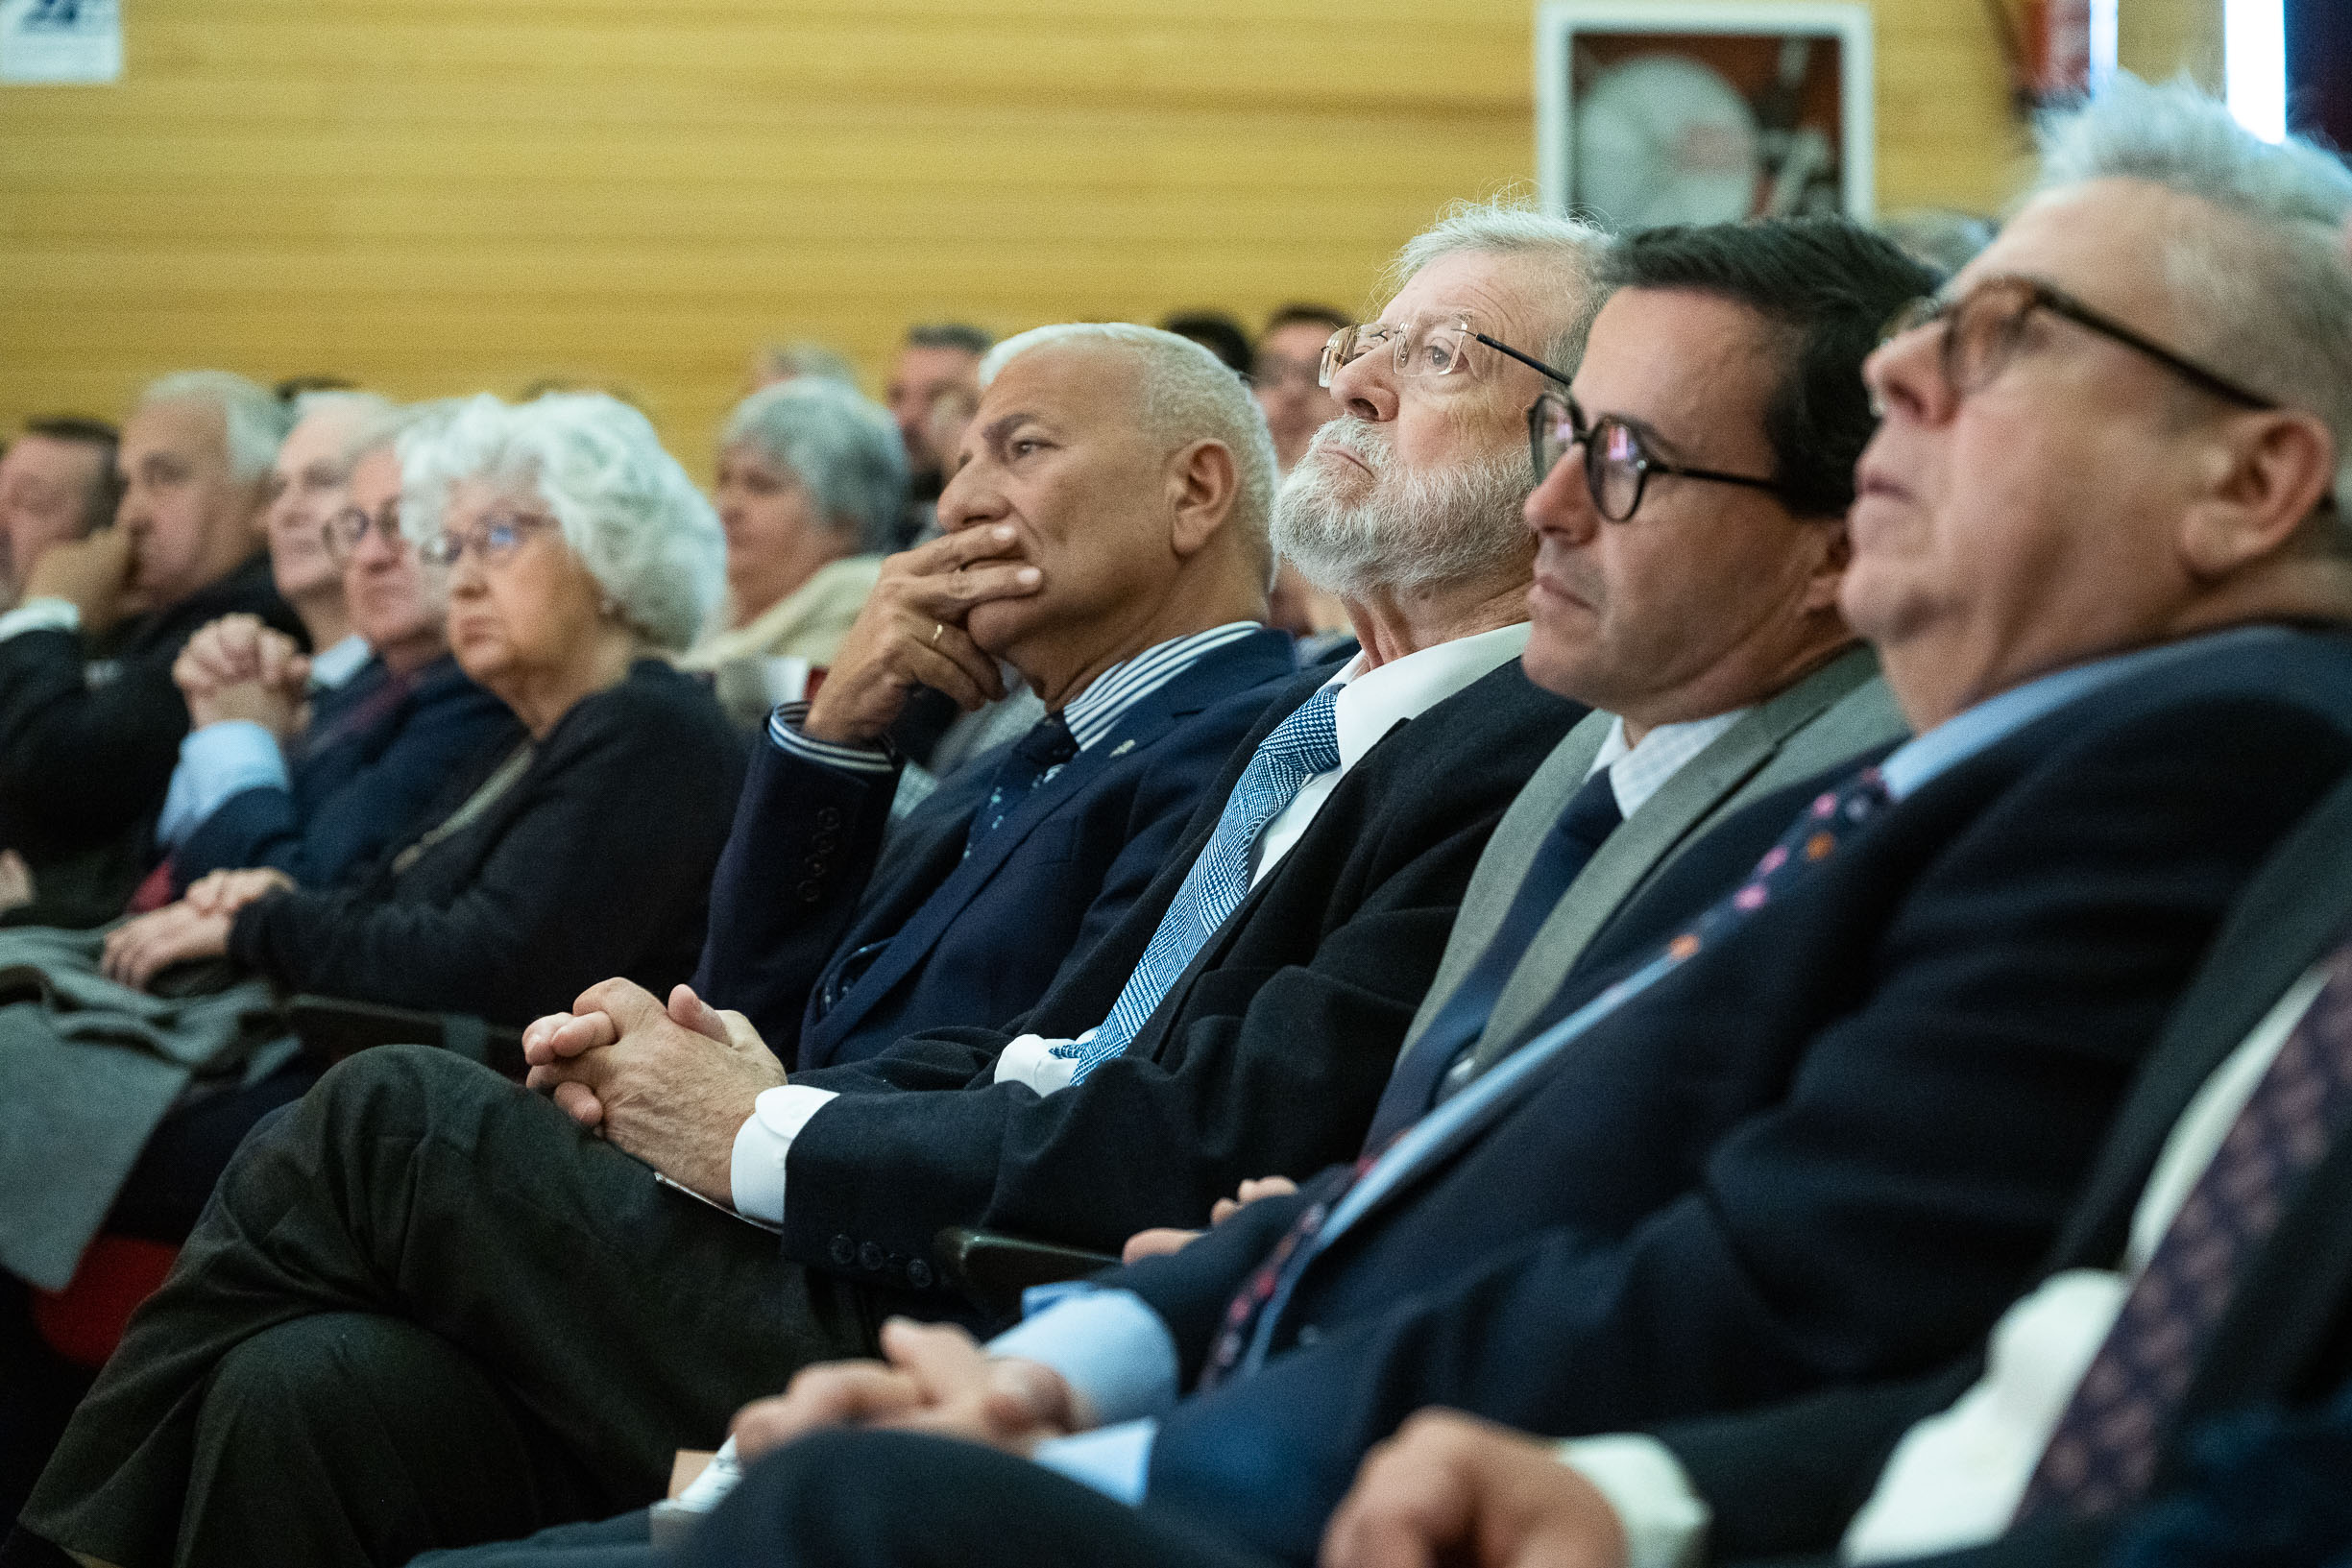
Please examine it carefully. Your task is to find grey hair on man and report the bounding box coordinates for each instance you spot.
[720,377,911,556]
[137,372,295,485]
[400,392,726,652]
[752,341,861,389]
[1278,198,1612,597]
[980,323,1279,583]
[2034,72,2352,520]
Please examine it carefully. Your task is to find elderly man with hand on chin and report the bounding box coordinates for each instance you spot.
[0,373,303,925]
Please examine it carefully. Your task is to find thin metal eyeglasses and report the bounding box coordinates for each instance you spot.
[416,511,554,570]
[1526,393,1791,522]
[1319,313,1567,390]
[1879,274,2278,412]
[321,501,401,561]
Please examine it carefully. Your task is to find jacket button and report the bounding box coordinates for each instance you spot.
[805,856,827,876]
[812,831,840,854]
[798,880,823,904]
[829,1235,856,1267]
[816,808,842,829]
[906,1258,934,1291]
[859,1242,886,1272]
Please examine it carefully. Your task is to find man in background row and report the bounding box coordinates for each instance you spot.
[0,373,302,927]
[0,418,119,613]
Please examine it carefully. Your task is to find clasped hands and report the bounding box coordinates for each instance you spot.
[522,978,788,1204]
[101,866,294,989]
[174,614,311,736]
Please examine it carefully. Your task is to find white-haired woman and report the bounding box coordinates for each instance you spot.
[100,393,746,1026]
[678,377,909,727]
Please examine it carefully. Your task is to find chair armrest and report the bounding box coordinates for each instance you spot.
[933,1227,1120,1318]
[284,993,524,1077]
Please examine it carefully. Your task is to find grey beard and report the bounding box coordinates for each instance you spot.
[1272,419,1534,598]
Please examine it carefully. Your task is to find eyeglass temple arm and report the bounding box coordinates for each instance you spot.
[1472,332,1574,388]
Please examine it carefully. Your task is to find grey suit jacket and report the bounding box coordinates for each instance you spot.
[1401,645,1905,1074]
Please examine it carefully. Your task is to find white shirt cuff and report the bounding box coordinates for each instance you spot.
[1031,1418,1157,1506]
[0,597,80,642]
[1556,1435,1710,1568]
[727,1083,838,1225]
[986,1286,1180,1427]
[156,720,292,848]
[992,1031,1086,1097]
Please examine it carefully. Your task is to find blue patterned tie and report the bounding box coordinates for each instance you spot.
[2015,941,2352,1524]
[1362,768,1624,1150]
[1198,765,1892,1389]
[963,712,1079,856]
[1054,684,1344,1082]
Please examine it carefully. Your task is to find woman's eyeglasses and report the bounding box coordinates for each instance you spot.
[417,511,554,570]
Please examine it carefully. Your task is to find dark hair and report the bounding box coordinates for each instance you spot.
[1261,302,1352,340]
[273,374,357,403]
[1158,311,1254,376]
[1603,219,1938,518]
[21,415,123,531]
[904,322,995,357]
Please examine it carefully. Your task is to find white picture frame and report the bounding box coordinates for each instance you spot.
[1536,1,1875,228]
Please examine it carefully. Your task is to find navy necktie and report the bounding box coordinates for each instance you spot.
[1361,767,1624,1150]
[962,712,1078,856]
[2015,941,2352,1524]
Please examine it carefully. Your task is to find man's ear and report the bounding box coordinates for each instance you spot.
[2179,411,2339,579]
[1166,440,1239,559]
[1799,518,1853,614]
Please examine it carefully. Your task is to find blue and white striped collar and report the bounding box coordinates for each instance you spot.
[1059,621,1264,752]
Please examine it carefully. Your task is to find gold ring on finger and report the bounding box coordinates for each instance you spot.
[931,621,945,647]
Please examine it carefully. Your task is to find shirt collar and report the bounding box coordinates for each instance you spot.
[1585,708,1751,817]
[1878,624,2297,801]
[308,633,374,692]
[1059,621,1264,752]
[1322,622,1533,772]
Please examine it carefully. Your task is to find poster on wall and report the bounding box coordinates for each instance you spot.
[1537,2,1873,229]
[0,0,121,84]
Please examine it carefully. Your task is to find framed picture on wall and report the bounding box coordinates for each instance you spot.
[1536,2,1874,230]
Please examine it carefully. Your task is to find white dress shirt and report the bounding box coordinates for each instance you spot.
[1584,710,1747,818]
[723,622,1511,1227]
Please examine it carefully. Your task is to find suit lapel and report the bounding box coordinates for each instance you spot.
[1471,648,1880,1070]
[812,679,1195,1038]
[2050,778,2352,1270]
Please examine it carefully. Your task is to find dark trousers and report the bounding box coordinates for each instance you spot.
[19,1046,885,1568]
[424,1430,1288,1568]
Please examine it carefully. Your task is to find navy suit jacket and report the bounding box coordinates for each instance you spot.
[172,654,521,892]
[1646,765,2352,1568]
[693,628,1297,1068]
[1088,629,2352,1564]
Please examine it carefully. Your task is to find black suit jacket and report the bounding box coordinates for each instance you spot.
[0,554,301,866]
[227,661,745,1027]
[778,659,1584,1289]
[693,628,1297,1067]
[1646,762,2352,1568]
[1079,629,2352,1565]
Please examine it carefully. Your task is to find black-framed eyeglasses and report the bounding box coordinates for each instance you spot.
[1880,274,2279,413]
[416,510,554,570]
[1526,393,1790,522]
[1319,312,1568,390]
[321,501,401,561]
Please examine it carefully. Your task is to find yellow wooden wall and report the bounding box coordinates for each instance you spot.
[0,0,2223,474]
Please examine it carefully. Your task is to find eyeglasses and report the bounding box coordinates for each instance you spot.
[1319,313,1565,390]
[1879,274,2278,413]
[1527,393,1790,522]
[416,511,553,570]
[321,502,401,561]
